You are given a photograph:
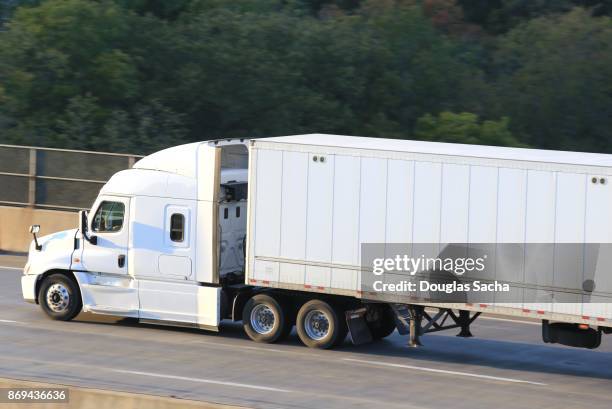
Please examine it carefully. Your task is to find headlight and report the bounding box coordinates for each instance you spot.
[23,262,31,275]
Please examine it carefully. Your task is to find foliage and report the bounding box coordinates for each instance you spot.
[0,0,610,154]
[458,0,612,33]
[490,8,612,151]
[0,0,185,152]
[414,112,523,146]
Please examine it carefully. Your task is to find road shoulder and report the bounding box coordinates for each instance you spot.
[0,254,27,270]
[0,377,246,409]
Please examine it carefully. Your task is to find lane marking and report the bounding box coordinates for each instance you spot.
[0,357,419,409]
[0,318,302,357]
[187,338,290,354]
[232,344,287,354]
[0,266,24,271]
[0,355,293,394]
[110,369,293,393]
[342,358,547,386]
[480,316,540,326]
[0,319,22,324]
[0,356,440,408]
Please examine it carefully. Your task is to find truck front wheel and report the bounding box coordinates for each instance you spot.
[242,294,291,343]
[38,274,82,321]
[296,300,347,349]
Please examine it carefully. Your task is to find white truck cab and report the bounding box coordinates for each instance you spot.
[22,139,250,331]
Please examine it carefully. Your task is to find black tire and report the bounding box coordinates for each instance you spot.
[242,294,290,343]
[38,273,82,321]
[367,305,397,340]
[296,300,347,349]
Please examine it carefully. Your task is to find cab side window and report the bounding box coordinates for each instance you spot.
[170,213,184,242]
[92,201,125,232]
[165,206,189,247]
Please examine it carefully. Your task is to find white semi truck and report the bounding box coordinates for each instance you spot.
[21,134,612,349]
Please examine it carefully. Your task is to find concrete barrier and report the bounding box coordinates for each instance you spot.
[0,377,243,409]
[0,206,77,253]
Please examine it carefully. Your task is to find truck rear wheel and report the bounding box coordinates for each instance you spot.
[296,300,347,349]
[242,294,291,343]
[38,274,82,321]
[367,305,397,339]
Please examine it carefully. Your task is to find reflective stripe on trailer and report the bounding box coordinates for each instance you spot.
[245,279,611,326]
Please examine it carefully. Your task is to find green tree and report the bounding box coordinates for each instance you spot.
[164,1,485,141]
[414,111,523,146]
[0,0,187,152]
[490,8,612,152]
[9,0,591,154]
[457,0,612,33]
[112,0,194,20]
[55,95,102,150]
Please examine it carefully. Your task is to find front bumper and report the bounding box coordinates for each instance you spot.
[21,275,38,304]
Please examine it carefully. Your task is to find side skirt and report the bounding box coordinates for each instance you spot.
[139,318,219,332]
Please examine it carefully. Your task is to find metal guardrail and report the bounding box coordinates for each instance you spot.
[0,144,143,211]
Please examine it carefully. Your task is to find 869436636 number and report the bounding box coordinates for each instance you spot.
[1,388,69,403]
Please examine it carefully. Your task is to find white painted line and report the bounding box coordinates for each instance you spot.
[0,266,24,271]
[238,345,287,354]
[0,319,22,324]
[110,369,293,393]
[480,316,540,326]
[343,358,547,386]
[0,355,293,393]
[195,339,289,354]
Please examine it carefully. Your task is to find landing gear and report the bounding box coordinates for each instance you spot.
[456,309,474,338]
[408,306,424,347]
[392,305,480,347]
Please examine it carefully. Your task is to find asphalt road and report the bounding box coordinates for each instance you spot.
[1,261,611,409]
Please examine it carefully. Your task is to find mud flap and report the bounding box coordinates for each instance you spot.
[346,308,373,345]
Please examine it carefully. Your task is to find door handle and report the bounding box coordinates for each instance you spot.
[118,254,126,268]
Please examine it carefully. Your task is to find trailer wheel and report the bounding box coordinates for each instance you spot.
[367,305,397,340]
[38,274,82,321]
[296,300,347,349]
[242,294,290,343]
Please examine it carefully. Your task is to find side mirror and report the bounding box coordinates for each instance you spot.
[78,210,87,237]
[29,225,42,251]
[79,210,97,245]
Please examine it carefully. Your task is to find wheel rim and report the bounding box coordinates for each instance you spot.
[46,283,70,313]
[304,310,330,340]
[250,304,276,334]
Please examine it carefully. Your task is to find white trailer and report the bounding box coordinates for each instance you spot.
[21,134,612,350]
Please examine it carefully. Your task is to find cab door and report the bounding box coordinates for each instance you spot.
[83,196,130,275]
[78,195,138,316]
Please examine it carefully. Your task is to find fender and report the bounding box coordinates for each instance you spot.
[32,269,79,304]
[231,288,257,321]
